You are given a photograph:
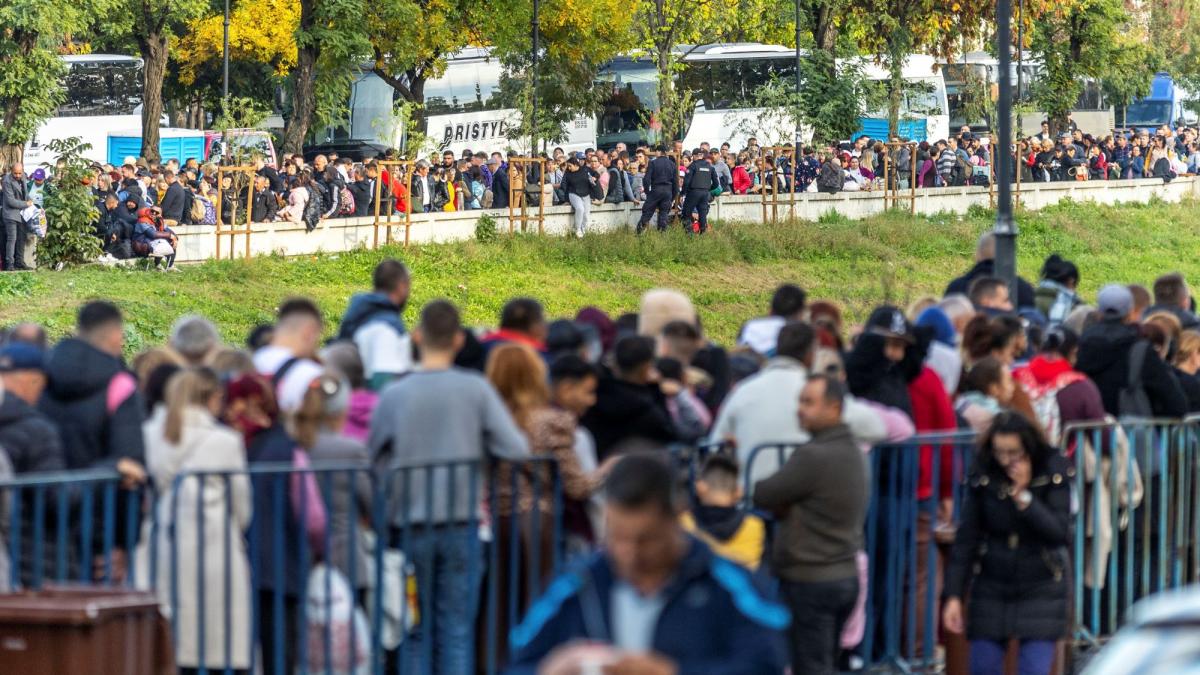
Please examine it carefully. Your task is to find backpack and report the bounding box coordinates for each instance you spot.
[337,186,356,216]
[189,195,207,223]
[1118,341,1154,419]
[302,189,324,232]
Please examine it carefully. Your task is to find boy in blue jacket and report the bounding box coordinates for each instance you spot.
[506,453,789,675]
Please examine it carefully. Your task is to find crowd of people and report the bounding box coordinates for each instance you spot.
[3,229,1199,673]
[0,115,1196,272]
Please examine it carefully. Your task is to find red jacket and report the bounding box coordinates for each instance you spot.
[907,366,957,500]
[731,166,752,194]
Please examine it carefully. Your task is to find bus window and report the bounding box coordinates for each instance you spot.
[597,61,658,146]
[1124,100,1172,127]
[424,60,503,116]
[58,61,142,117]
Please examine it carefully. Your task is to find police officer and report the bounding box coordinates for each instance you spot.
[680,148,715,234]
[637,145,679,234]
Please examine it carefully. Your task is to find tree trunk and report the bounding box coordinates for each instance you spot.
[0,145,22,173]
[282,44,317,155]
[139,33,169,163]
[887,54,903,141]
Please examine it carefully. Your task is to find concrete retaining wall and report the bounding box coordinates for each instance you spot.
[169,176,1200,263]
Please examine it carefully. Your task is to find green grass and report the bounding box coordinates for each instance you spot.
[1,197,1197,351]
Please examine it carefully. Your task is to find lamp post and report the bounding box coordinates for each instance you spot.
[530,0,540,156]
[994,0,1018,301]
[795,0,802,149]
[222,0,230,102]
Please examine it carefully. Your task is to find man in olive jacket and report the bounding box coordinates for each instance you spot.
[753,375,870,675]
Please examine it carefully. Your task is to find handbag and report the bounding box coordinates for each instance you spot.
[305,564,371,675]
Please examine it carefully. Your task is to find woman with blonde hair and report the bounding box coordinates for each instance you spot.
[484,343,596,667]
[139,368,253,674]
[1171,329,1200,412]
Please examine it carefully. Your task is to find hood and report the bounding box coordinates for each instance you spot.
[343,389,378,442]
[1075,320,1139,375]
[691,504,746,542]
[915,307,956,348]
[592,377,662,419]
[1018,355,1076,386]
[44,338,123,402]
[336,292,404,341]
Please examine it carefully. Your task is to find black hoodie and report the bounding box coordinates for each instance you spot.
[580,373,679,461]
[39,338,146,470]
[1075,319,1187,418]
[0,393,65,474]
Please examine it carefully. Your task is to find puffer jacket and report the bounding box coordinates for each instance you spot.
[944,453,1073,641]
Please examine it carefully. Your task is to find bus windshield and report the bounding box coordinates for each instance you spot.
[58,59,142,117]
[423,59,505,116]
[1124,100,1171,127]
[597,60,659,148]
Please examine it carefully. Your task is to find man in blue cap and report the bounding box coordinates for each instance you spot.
[0,342,64,474]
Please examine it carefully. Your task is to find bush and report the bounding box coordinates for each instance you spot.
[475,213,498,243]
[37,138,102,269]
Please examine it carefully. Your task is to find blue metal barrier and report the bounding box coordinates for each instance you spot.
[1,469,146,591]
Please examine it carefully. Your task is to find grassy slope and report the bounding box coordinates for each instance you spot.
[1,198,1197,350]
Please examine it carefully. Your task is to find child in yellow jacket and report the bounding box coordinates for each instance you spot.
[681,454,766,571]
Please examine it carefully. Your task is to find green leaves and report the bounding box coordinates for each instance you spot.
[37,137,102,268]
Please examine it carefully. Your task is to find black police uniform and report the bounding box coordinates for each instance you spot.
[680,158,714,233]
[637,155,679,233]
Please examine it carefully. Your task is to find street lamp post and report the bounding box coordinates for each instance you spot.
[994,0,1018,300]
[795,0,802,149]
[222,0,230,102]
[531,0,540,157]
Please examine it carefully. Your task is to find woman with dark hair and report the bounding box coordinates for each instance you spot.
[1034,254,1081,326]
[943,412,1072,675]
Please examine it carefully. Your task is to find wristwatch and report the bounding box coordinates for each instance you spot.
[1015,489,1033,509]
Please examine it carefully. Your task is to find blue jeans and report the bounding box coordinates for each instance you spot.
[396,525,483,675]
[969,639,1054,675]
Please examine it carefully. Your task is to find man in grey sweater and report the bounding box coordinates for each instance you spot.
[753,375,869,675]
[368,299,529,674]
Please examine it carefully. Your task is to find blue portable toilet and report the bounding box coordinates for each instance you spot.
[107,128,206,166]
[853,117,928,142]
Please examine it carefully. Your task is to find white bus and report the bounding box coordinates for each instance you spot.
[598,44,951,151]
[420,48,596,156]
[25,54,146,167]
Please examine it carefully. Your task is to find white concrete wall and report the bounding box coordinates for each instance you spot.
[169,176,1200,263]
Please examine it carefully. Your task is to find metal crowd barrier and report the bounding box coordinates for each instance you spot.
[1,457,566,675]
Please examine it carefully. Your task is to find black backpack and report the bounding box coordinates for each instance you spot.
[302,188,323,232]
[1118,340,1154,419]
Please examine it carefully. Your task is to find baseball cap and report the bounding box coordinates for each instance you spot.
[0,343,45,373]
[865,306,914,343]
[30,168,46,181]
[1097,284,1133,319]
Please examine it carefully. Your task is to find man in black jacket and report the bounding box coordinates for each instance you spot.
[347,166,374,217]
[255,156,284,193]
[580,335,679,460]
[1144,272,1200,329]
[490,158,509,209]
[680,148,715,234]
[1076,284,1187,418]
[251,175,279,223]
[944,231,1037,309]
[636,146,678,234]
[158,170,187,223]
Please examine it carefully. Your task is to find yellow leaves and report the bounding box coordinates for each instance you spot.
[174,0,300,85]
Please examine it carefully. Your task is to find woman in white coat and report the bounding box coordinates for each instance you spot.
[143,367,253,675]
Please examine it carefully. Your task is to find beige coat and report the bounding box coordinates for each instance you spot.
[137,406,254,669]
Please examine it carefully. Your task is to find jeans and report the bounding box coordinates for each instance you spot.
[395,524,483,675]
[781,576,859,675]
[1,217,24,270]
[969,639,1055,675]
[567,193,589,236]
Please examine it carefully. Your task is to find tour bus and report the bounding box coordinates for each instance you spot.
[420,48,597,156]
[940,51,1125,137]
[597,44,951,151]
[25,54,146,167]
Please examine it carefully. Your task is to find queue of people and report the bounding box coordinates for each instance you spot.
[2,240,1199,674]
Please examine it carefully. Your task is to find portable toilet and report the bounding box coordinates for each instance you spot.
[107,128,206,166]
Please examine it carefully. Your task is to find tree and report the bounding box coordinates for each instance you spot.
[0,0,107,169]
[850,0,988,139]
[281,0,371,154]
[38,138,101,267]
[172,0,299,116]
[125,0,208,162]
[364,0,477,129]
[1029,0,1151,134]
[489,0,635,149]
